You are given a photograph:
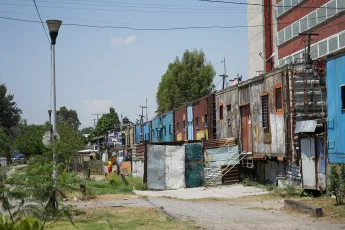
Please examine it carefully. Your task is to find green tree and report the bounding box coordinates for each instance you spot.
[12,125,47,156]
[329,164,340,195]
[56,123,85,163]
[0,128,11,157]
[81,126,94,135]
[94,107,120,136]
[156,49,216,113]
[0,84,21,131]
[56,106,81,131]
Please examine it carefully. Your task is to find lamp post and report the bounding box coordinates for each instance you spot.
[46,19,62,209]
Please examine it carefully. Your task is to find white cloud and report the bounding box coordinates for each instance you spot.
[110,36,136,45]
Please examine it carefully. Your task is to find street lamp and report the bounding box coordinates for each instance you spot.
[46,19,62,209]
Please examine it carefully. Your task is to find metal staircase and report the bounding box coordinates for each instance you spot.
[204,152,248,187]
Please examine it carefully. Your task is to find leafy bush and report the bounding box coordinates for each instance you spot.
[0,215,43,230]
[329,164,340,195]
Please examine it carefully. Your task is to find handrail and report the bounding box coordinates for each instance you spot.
[203,138,232,165]
[203,151,239,184]
[204,152,248,187]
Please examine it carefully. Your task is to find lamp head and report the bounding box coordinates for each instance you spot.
[46,20,62,45]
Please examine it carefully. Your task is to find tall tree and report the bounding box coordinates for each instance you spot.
[81,127,94,135]
[0,84,21,131]
[12,124,48,156]
[94,107,120,136]
[156,49,216,113]
[56,106,81,131]
[0,128,11,157]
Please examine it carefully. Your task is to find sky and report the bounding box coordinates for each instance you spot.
[0,0,250,128]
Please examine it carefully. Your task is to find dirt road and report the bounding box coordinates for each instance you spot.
[68,194,345,230]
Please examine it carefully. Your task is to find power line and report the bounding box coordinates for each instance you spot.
[199,0,342,9]
[30,0,250,11]
[0,13,338,31]
[32,0,50,44]
[0,2,250,14]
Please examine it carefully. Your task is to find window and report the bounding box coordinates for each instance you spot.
[152,130,155,138]
[275,85,283,113]
[261,94,269,132]
[163,127,166,136]
[169,124,172,134]
[195,117,199,130]
[226,105,231,127]
[328,36,339,53]
[327,0,337,19]
[176,122,179,133]
[341,85,345,110]
[183,120,186,133]
[219,104,224,120]
[204,114,208,128]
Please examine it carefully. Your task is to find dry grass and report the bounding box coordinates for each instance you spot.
[300,197,345,223]
[46,207,194,230]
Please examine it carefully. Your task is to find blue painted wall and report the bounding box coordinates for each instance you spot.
[135,124,141,144]
[327,55,345,163]
[187,105,194,140]
[151,111,174,142]
[143,122,151,142]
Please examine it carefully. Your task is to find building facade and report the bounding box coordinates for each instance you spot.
[151,111,174,143]
[247,0,278,78]
[277,0,345,65]
[327,54,345,164]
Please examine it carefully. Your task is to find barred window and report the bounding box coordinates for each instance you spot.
[261,94,269,132]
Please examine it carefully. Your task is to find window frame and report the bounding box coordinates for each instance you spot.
[226,104,231,127]
[219,103,224,122]
[341,85,345,110]
[204,114,208,128]
[183,120,186,133]
[261,92,270,132]
[275,84,284,114]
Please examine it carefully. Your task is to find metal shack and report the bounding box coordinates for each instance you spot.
[135,124,141,144]
[174,105,188,141]
[215,68,288,183]
[142,122,151,142]
[192,94,216,140]
[327,55,345,164]
[151,110,174,143]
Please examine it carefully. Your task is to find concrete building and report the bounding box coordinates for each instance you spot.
[277,0,345,65]
[247,0,278,78]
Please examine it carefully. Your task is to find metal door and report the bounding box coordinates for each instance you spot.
[241,105,252,153]
[187,105,194,140]
[185,144,203,188]
[327,56,345,163]
[301,137,316,189]
[316,137,326,191]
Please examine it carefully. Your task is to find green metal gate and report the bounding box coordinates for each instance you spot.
[185,143,203,188]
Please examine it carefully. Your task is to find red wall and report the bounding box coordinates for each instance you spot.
[264,0,274,71]
[277,0,329,31]
[279,13,345,59]
[192,97,208,139]
[174,106,187,141]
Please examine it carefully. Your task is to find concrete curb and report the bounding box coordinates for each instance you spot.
[284,199,323,217]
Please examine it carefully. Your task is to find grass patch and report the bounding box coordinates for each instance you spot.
[59,172,146,199]
[301,196,345,222]
[47,207,194,230]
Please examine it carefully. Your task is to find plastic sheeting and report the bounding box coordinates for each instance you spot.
[132,160,144,180]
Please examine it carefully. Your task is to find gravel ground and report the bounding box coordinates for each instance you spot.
[64,194,345,230]
[135,184,268,199]
[146,197,345,230]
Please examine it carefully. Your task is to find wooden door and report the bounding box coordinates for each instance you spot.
[241,105,252,153]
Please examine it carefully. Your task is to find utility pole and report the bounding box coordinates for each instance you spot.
[219,57,228,90]
[299,32,319,66]
[139,104,147,124]
[145,98,148,122]
[92,118,96,126]
[92,113,102,122]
